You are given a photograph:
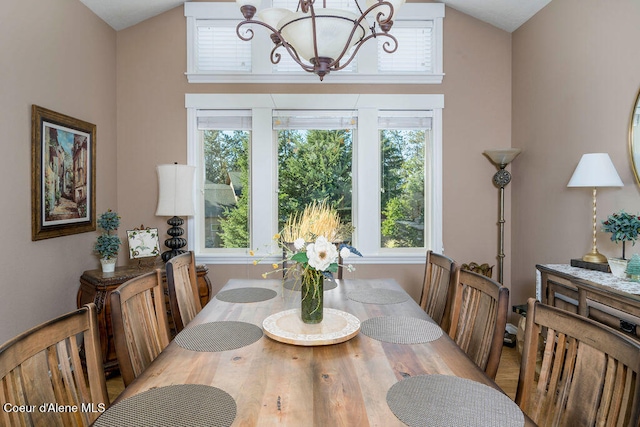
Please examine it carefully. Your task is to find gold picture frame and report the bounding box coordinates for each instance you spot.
[31,105,96,240]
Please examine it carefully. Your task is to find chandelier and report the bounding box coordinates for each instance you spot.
[235,0,405,80]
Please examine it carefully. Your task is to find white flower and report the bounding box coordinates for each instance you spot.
[306,236,338,271]
[294,238,306,251]
[340,247,352,259]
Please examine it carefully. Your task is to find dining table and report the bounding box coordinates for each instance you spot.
[95,277,534,426]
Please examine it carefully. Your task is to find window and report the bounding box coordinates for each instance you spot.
[186,94,443,264]
[379,114,432,248]
[196,111,251,252]
[184,2,444,84]
[274,112,355,232]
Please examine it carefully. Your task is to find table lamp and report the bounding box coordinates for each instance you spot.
[567,153,623,263]
[483,148,522,284]
[156,163,196,262]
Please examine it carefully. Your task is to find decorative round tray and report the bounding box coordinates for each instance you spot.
[262,308,360,346]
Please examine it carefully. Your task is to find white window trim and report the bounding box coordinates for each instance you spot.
[184,2,445,85]
[186,93,444,265]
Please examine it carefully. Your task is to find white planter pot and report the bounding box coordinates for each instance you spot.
[607,258,628,279]
[100,257,117,273]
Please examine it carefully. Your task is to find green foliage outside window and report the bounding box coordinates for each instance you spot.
[380,130,426,248]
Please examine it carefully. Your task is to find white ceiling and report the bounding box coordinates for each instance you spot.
[80,0,551,33]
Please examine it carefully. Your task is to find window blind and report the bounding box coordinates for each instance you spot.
[197,110,252,130]
[378,22,432,74]
[377,111,432,130]
[273,110,358,130]
[197,20,251,72]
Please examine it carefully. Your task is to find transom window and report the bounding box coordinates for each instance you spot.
[184,2,444,84]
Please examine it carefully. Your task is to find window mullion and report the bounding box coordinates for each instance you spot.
[251,108,278,251]
[355,108,380,255]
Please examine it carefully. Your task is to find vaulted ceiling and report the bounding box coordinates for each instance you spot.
[79,0,551,33]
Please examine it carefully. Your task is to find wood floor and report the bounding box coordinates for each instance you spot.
[106,344,521,403]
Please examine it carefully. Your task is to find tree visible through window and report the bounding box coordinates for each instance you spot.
[278,129,353,238]
[202,130,249,248]
[381,129,426,248]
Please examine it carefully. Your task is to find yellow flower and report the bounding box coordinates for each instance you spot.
[253,260,258,265]
[272,263,278,269]
[261,273,267,278]
[273,233,281,240]
[249,250,255,256]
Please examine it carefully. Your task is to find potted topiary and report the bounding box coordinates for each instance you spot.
[601,210,640,278]
[94,209,121,273]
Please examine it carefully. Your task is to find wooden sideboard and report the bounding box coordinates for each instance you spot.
[536,264,640,341]
[77,262,212,376]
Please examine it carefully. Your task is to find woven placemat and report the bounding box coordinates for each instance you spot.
[360,316,442,344]
[283,279,338,291]
[347,289,409,305]
[175,321,263,352]
[387,375,524,427]
[216,287,277,303]
[93,384,236,427]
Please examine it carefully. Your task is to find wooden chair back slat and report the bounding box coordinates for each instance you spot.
[448,269,509,379]
[419,250,458,333]
[516,298,640,426]
[0,303,108,427]
[110,269,170,387]
[166,251,202,333]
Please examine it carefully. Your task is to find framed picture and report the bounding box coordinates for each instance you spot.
[127,228,161,259]
[31,105,96,240]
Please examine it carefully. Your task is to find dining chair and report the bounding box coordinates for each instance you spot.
[419,250,459,333]
[516,298,640,426]
[0,303,108,427]
[448,269,509,379]
[110,269,170,387]
[166,251,202,333]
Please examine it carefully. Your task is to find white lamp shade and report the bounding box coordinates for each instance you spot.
[256,8,292,28]
[567,153,624,188]
[279,9,367,62]
[156,164,196,217]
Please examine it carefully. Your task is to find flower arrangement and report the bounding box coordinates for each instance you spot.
[253,201,360,323]
[94,210,121,260]
[281,200,353,244]
[601,210,640,260]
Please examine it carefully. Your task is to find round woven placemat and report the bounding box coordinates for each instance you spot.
[174,321,263,352]
[347,289,409,305]
[387,375,524,427]
[93,384,236,427]
[283,279,337,291]
[360,316,442,344]
[216,287,277,303]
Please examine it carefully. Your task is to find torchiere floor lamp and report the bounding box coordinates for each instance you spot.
[484,148,521,284]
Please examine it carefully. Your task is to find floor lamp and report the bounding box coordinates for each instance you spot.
[567,153,623,263]
[484,148,521,284]
[156,163,196,262]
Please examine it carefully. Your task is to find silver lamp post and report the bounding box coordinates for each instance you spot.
[483,148,521,284]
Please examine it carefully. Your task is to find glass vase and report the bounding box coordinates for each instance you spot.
[301,269,323,324]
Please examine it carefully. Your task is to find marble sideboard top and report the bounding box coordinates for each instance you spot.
[539,264,640,296]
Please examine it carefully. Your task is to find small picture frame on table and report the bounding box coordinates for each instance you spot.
[127,228,160,263]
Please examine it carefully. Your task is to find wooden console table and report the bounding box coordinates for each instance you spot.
[536,264,640,341]
[77,262,212,376]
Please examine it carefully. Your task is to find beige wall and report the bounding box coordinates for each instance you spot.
[0,1,117,343]
[511,0,640,308]
[116,4,512,299]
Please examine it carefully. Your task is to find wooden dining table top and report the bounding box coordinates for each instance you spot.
[111,277,534,426]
